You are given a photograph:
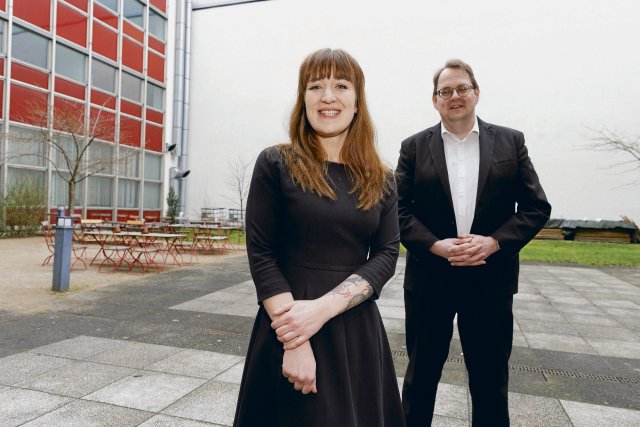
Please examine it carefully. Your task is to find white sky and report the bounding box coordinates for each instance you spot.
[186,0,640,223]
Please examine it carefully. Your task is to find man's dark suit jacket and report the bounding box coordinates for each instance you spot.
[396,118,552,296]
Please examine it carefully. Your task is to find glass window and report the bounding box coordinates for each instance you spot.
[118,179,139,208]
[50,172,83,207]
[0,20,6,55]
[146,83,164,111]
[88,141,115,175]
[55,44,87,83]
[91,59,117,93]
[8,128,47,167]
[121,72,142,102]
[96,0,118,12]
[144,153,162,180]
[88,176,113,207]
[149,9,166,41]
[7,167,45,190]
[143,182,161,209]
[124,0,145,28]
[52,135,79,171]
[12,25,50,69]
[118,147,140,178]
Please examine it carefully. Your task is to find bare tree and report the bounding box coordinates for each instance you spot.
[586,127,640,187]
[223,156,252,213]
[9,98,131,215]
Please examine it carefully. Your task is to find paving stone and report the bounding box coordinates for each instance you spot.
[514,309,565,322]
[522,332,597,354]
[378,305,406,320]
[573,324,639,342]
[591,299,640,309]
[139,414,221,426]
[431,415,468,426]
[16,360,135,398]
[545,295,592,305]
[148,349,243,379]
[381,317,405,334]
[551,303,606,315]
[84,371,207,412]
[0,387,72,426]
[561,399,640,426]
[28,335,129,359]
[0,352,74,385]
[163,380,240,426]
[516,319,581,337]
[22,399,152,427]
[170,299,231,314]
[199,291,249,304]
[587,339,640,359]
[434,382,468,420]
[508,392,571,426]
[214,360,245,384]
[222,281,255,295]
[563,312,620,327]
[86,341,183,369]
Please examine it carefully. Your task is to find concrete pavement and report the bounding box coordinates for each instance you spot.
[1,255,639,426]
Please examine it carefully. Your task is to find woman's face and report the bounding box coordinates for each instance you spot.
[304,75,357,142]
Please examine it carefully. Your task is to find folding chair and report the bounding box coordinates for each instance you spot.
[41,221,88,270]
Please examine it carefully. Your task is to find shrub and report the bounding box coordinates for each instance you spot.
[1,180,46,237]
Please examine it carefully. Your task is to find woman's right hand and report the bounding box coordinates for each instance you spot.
[282,341,317,394]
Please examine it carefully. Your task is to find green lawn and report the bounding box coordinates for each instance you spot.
[399,240,640,267]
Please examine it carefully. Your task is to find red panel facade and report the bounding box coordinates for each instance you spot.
[91,89,116,110]
[9,85,49,125]
[0,58,4,76]
[93,3,118,29]
[123,21,144,43]
[53,96,85,132]
[14,0,52,31]
[0,81,3,117]
[12,62,49,89]
[122,38,144,73]
[148,36,165,55]
[119,116,142,147]
[147,51,165,83]
[55,77,86,100]
[0,0,5,11]
[150,0,166,13]
[92,21,118,61]
[90,107,116,141]
[146,108,163,125]
[56,2,88,47]
[145,123,163,152]
[63,0,88,12]
[121,99,142,117]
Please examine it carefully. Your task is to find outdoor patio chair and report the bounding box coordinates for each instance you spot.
[41,221,88,270]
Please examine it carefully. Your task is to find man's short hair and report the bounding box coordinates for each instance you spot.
[432,59,479,96]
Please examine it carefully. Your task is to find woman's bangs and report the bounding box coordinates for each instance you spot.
[304,50,356,84]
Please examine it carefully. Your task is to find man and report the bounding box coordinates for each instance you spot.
[396,59,551,426]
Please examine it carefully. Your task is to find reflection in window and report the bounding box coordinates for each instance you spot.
[124,0,145,28]
[144,153,162,180]
[88,176,113,207]
[121,72,142,102]
[118,147,140,178]
[55,44,87,83]
[96,0,118,12]
[92,59,117,93]
[7,167,45,192]
[144,182,161,209]
[149,9,166,41]
[146,83,164,111]
[12,24,50,69]
[51,172,83,207]
[118,179,139,208]
[88,141,115,175]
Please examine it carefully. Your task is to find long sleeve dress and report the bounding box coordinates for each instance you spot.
[233,147,404,427]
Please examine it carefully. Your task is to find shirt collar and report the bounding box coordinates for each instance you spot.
[441,117,479,141]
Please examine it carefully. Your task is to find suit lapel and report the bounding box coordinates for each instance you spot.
[425,125,454,209]
[476,118,495,203]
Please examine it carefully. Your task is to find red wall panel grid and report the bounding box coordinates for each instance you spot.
[91,21,118,61]
[55,76,86,100]
[147,51,165,83]
[119,116,142,147]
[123,21,144,44]
[145,108,163,125]
[148,36,165,55]
[93,3,118,29]
[90,107,116,141]
[0,58,4,76]
[0,81,3,118]
[56,2,88,47]
[9,84,49,125]
[61,0,88,12]
[12,62,50,89]
[53,96,85,133]
[14,0,52,31]
[150,0,166,13]
[91,89,116,110]
[144,122,163,152]
[122,38,144,73]
[120,99,142,118]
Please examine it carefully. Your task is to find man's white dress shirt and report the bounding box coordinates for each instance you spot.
[441,118,480,236]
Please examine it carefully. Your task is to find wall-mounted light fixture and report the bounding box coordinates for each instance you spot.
[170,167,191,179]
[166,143,177,153]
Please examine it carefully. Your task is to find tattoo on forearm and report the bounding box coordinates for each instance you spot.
[330,274,374,313]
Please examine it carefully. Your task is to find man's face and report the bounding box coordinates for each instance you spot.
[432,68,479,128]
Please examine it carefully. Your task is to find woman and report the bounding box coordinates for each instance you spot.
[234,48,404,426]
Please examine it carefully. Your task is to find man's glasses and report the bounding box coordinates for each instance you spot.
[436,84,475,100]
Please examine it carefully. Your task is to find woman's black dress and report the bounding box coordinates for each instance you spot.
[233,148,404,427]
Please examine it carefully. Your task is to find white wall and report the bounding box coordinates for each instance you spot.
[185,0,640,222]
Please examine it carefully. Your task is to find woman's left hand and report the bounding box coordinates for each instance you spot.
[271,300,329,350]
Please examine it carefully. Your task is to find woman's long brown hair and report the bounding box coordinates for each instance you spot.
[278,48,391,210]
